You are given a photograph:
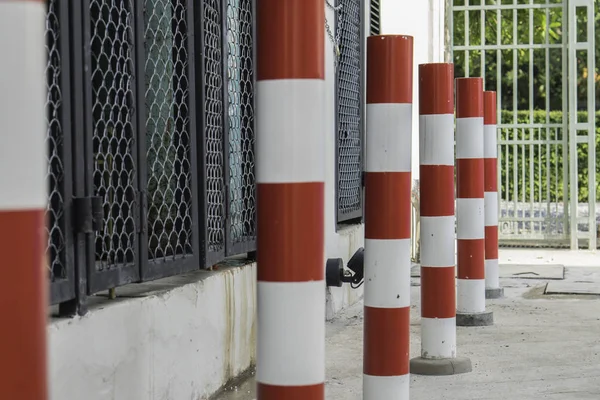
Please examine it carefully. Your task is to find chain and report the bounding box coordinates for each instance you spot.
[325,0,343,71]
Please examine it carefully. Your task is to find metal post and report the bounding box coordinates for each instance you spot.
[255,0,325,398]
[0,0,48,399]
[364,34,413,398]
[484,91,504,299]
[410,63,472,376]
[455,77,494,327]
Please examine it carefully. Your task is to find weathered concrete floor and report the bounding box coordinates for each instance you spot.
[215,258,600,399]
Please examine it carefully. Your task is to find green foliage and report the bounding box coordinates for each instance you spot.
[453,0,600,204]
[498,110,600,203]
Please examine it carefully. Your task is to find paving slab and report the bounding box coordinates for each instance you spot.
[214,283,600,400]
[545,281,600,295]
[411,264,565,280]
[499,264,564,280]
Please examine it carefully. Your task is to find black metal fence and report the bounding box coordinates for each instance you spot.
[45,0,256,316]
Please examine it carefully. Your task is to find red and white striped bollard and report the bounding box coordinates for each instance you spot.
[364,34,413,399]
[483,91,503,299]
[0,1,49,399]
[255,1,325,398]
[455,77,493,327]
[410,63,472,375]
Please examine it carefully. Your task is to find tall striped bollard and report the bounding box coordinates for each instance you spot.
[455,78,494,327]
[0,1,49,399]
[256,1,325,398]
[410,63,472,375]
[364,34,413,399]
[483,91,504,299]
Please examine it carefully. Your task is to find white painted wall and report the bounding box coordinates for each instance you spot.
[380,0,447,178]
[49,266,257,400]
[47,2,445,399]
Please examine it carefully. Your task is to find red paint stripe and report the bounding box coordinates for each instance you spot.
[484,91,497,125]
[363,306,410,376]
[420,165,455,217]
[456,158,484,199]
[257,183,324,282]
[256,0,324,80]
[456,78,483,118]
[364,172,411,239]
[485,226,499,260]
[484,158,497,192]
[457,239,485,279]
[0,209,48,400]
[421,267,456,318]
[257,383,325,399]
[367,35,413,104]
[419,63,454,115]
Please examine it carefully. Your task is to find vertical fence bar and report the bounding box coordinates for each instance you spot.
[255,1,325,398]
[0,1,48,398]
[455,77,494,327]
[411,63,472,377]
[364,34,413,399]
[484,91,504,299]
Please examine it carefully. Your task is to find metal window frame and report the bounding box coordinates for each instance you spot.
[81,0,141,294]
[197,0,257,266]
[48,0,77,308]
[136,0,203,281]
[223,0,258,257]
[47,0,260,315]
[334,0,366,226]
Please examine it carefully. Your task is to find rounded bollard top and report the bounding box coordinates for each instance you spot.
[483,91,497,125]
[455,77,483,118]
[366,35,414,104]
[419,63,455,115]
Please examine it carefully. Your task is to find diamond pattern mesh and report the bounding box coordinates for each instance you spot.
[204,0,226,253]
[90,0,137,270]
[144,0,194,261]
[45,0,67,282]
[337,0,363,220]
[226,0,256,245]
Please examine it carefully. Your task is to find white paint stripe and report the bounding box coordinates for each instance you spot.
[456,117,484,159]
[419,114,455,166]
[485,259,500,289]
[484,191,499,227]
[0,3,47,210]
[256,79,325,183]
[364,239,411,308]
[421,317,456,359]
[366,103,412,172]
[457,279,486,313]
[456,198,485,239]
[363,374,409,399]
[256,281,325,385]
[483,125,498,158]
[420,216,456,267]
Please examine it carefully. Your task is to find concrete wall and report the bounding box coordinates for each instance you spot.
[49,266,257,400]
[47,2,445,399]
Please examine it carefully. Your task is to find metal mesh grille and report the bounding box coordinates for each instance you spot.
[90,0,137,270]
[204,0,226,253]
[337,0,363,220]
[369,0,381,36]
[144,0,193,261]
[226,0,256,244]
[45,0,66,282]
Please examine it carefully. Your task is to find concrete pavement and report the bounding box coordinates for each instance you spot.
[213,251,600,400]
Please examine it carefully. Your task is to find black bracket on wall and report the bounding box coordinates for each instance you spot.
[325,247,364,289]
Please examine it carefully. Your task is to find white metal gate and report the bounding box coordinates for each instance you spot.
[451,0,597,249]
